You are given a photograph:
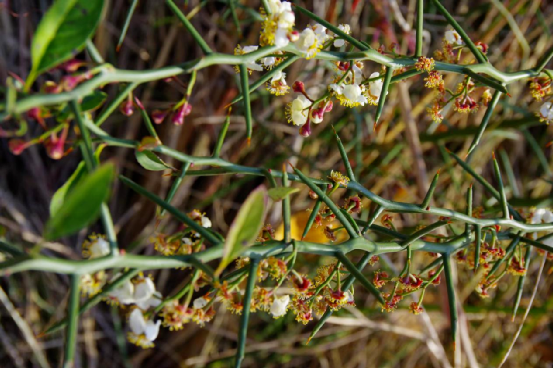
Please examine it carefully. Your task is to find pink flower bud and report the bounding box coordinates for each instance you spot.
[9,139,29,155]
[27,107,41,121]
[120,98,134,116]
[475,41,488,54]
[58,59,86,73]
[324,100,333,113]
[171,104,189,125]
[46,138,65,160]
[336,61,350,71]
[43,81,61,94]
[133,96,145,110]
[152,110,168,124]
[292,81,305,93]
[299,119,311,137]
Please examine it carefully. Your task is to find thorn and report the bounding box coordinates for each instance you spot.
[546,141,553,148]
[453,341,456,351]
[373,121,377,132]
[464,152,469,160]
[444,147,451,154]
[492,151,496,160]
[436,169,441,175]
[116,44,122,52]
[287,161,296,170]
[306,336,312,345]
[227,107,232,115]
[331,125,337,134]
[247,137,251,147]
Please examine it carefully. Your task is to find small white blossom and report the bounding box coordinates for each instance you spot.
[89,238,110,258]
[262,56,276,68]
[334,24,351,47]
[193,297,208,309]
[539,102,553,122]
[201,215,212,228]
[261,0,295,47]
[270,295,290,318]
[531,208,553,239]
[133,277,162,310]
[330,83,368,107]
[266,70,289,95]
[445,30,463,45]
[367,72,384,104]
[345,291,354,303]
[107,276,135,305]
[295,25,328,59]
[287,95,311,126]
[128,308,161,348]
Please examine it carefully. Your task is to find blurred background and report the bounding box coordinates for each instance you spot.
[1,0,553,367]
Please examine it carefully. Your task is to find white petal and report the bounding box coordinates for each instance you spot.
[274,28,290,47]
[242,45,259,53]
[193,297,208,309]
[89,238,110,258]
[129,309,147,335]
[334,39,345,47]
[270,295,290,317]
[134,278,156,302]
[201,216,212,228]
[262,57,276,67]
[144,320,161,341]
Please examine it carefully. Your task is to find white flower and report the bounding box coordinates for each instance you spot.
[367,72,384,105]
[193,297,208,309]
[345,291,354,303]
[262,56,276,68]
[445,30,463,45]
[539,102,553,122]
[286,95,311,126]
[201,215,212,228]
[89,238,110,258]
[266,70,289,95]
[270,295,290,318]
[330,83,367,107]
[133,277,162,310]
[295,25,328,59]
[261,0,295,48]
[128,309,161,348]
[334,24,351,47]
[107,276,135,305]
[531,208,553,239]
[242,45,263,72]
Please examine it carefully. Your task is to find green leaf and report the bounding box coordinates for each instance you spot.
[50,161,86,217]
[268,187,299,201]
[45,163,114,240]
[216,185,268,275]
[26,0,105,88]
[135,150,172,171]
[57,91,107,120]
[49,146,105,217]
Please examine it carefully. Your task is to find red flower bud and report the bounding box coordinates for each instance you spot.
[292,81,305,93]
[171,102,192,125]
[324,100,333,113]
[152,110,168,124]
[120,98,134,116]
[299,120,311,137]
[9,139,30,155]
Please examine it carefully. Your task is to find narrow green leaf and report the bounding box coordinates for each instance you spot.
[26,0,105,89]
[293,5,369,51]
[421,170,440,209]
[335,252,384,304]
[235,259,259,368]
[474,225,482,270]
[464,70,507,94]
[492,153,509,219]
[216,185,268,275]
[467,90,502,156]
[375,66,393,124]
[239,64,253,143]
[292,166,358,238]
[268,187,299,201]
[415,0,424,57]
[119,175,221,245]
[400,220,449,249]
[161,162,191,216]
[465,185,473,234]
[362,204,384,235]
[137,104,160,141]
[512,246,531,320]
[63,274,80,368]
[333,127,355,181]
[135,150,172,171]
[443,255,458,347]
[166,0,212,54]
[45,163,115,240]
[534,44,553,72]
[213,111,231,157]
[302,199,322,240]
[448,151,524,221]
[282,168,291,243]
[116,0,139,51]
